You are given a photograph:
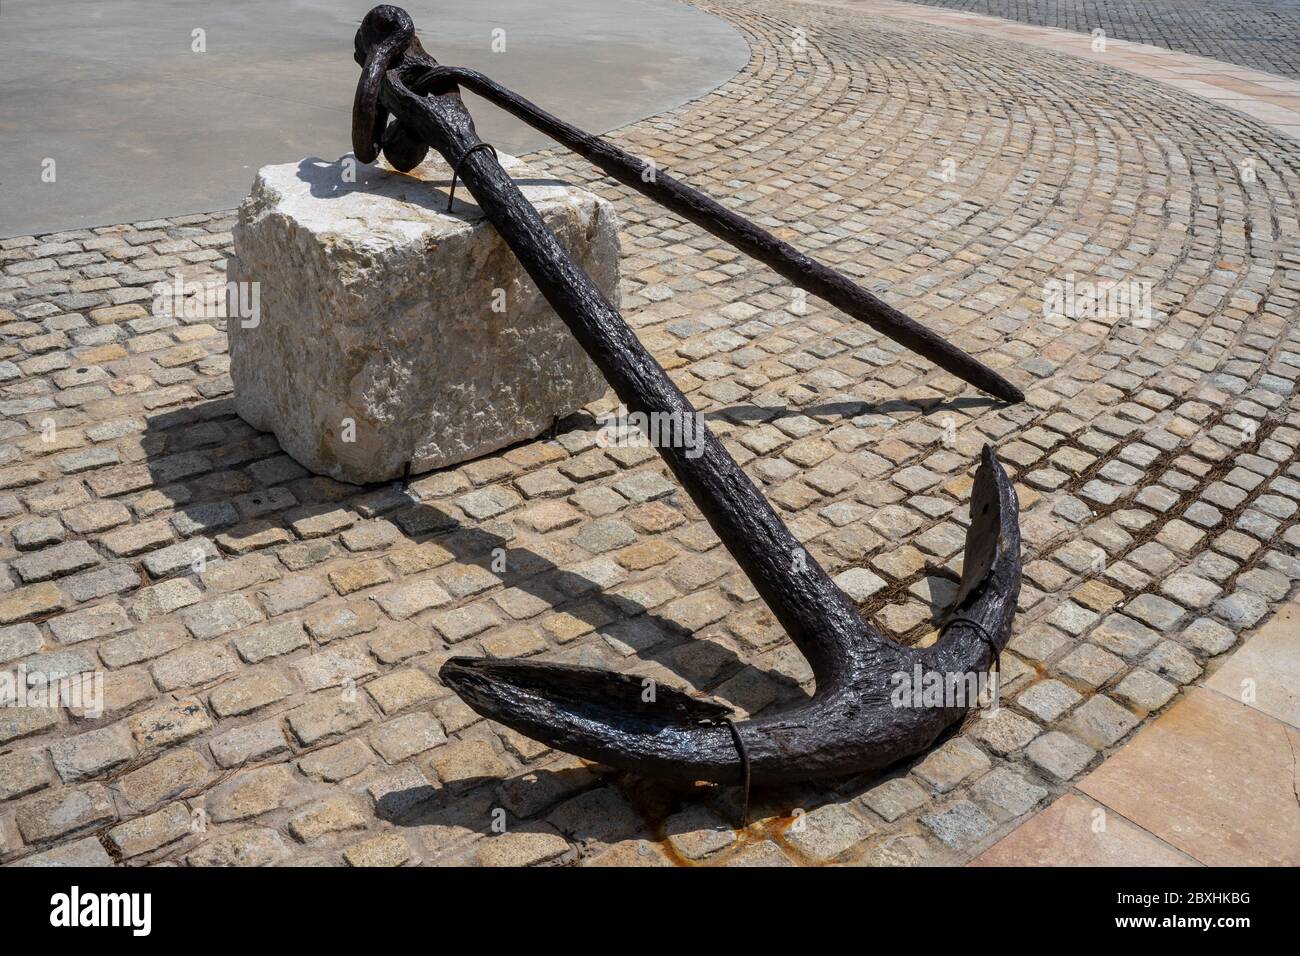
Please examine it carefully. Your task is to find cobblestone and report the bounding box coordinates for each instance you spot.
[1067,695,1142,748]
[921,800,996,850]
[48,723,135,782]
[210,720,290,768]
[970,767,1049,820]
[119,748,211,811]
[206,764,300,823]
[13,541,99,582]
[914,738,991,793]
[186,828,288,866]
[106,802,192,859]
[15,783,116,842]
[907,0,1300,78]
[784,803,875,862]
[861,776,930,822]
[288,795,369,842]
[343,832,413,867]
[476,830,571,867]
[1016,679,1082,722]
[1025,731,1098,781]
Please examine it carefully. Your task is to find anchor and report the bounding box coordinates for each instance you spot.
[350,5,1023,788]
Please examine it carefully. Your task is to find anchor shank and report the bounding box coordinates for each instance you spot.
[380,69,868,685]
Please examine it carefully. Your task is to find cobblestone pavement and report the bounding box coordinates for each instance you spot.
[844,0,1300,143]
[2,0,1300,866]
[902,0,1300,79]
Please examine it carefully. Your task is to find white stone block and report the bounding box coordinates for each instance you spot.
[227,151,617,484]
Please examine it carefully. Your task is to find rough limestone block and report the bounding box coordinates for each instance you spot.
[228,152,617,483]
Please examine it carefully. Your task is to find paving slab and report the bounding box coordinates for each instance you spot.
[1204,600,1300,730]
[971,794,1198,866]
[1078,688,1300,866]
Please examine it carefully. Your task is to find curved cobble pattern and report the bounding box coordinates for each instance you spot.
[902,0,1300,78]
[1,0,1299,866]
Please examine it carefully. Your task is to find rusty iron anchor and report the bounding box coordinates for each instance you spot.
[350,5,1023,788]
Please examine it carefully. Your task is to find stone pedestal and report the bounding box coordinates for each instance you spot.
[227,151,617,484]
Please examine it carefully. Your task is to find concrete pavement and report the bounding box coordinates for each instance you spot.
[0,0,749,237]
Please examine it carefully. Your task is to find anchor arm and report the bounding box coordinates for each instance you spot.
[443,445,1021,784]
